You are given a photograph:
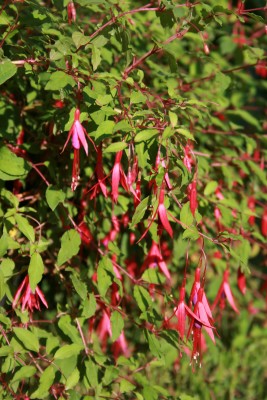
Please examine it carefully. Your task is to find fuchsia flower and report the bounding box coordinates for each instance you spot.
[237,267,246,295]
[212,269,239,313]
[62,109,88,156]
[96,309,112,351]
[62,108,91,191]
[67,1,76,24]
[138,182,173,242]
[158,184,173,237]
[111,151,128,203]
[189,268,213,322]
[95,145,108,197]
[188,180,197,216]
[12,275,48,312]
[248,196,255,226]
[187,287,216,367]
[112,331,130,360]
[102,215,120,248]
[151,149,172,192]
[183,143,194,172]
[261,207,267,237]
[141,241,171,281]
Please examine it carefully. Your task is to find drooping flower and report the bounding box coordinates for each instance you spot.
[141,241,171,281]
[187,287,216,368]
[96,309,112,352]
[248,196,256,226]
[12,275,48,312]
[112,331,130,359]
[189,268,213,322]
[111,151,128,203]
[188,180,197,216]
[62,108,90,191]
[183,143,194,172]
[67,1,76,24]
[261,207,267,237]
[211,269,239,313]
[237,267,246,295]
[158,183,173,238]
[62,109,88,156]
[137,182,173,242]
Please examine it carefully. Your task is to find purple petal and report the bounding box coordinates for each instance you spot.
[76,121,88,155]
[72,127,80,149]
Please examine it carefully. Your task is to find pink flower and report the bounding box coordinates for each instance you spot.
[141,241,171,281]
[212,269,239,313]
[237,267,246,295]
[189,268,213,322]
[111,151,128,203]
[67,1,76,24]
[158,184,173,237]
[112,331,130,360]
[12,275,48,312]
[188,180,197,216]
[62,109,88,156]
[61,108,90,191]
[183,143,194,172]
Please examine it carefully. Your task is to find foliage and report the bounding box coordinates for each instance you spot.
[0,0,266,399]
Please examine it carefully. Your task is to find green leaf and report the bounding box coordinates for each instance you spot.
[82,293,97,318]
[204,180,218,196]
[45,71,76,90]
[169,111,178,128]
[97,258,113,298]
[57,229,81,266]
[214,72,231,92]
[103,142,128,153]
[182,227,200,240]
[13,328,39,352]
[247,161,267,185]
[180,202,194,228]
[0,346,13,357]
[227,109,261,130]
[72,31,89,48]
[92,45,101,71]
[46,186,65,211]
[120,379,136,393]
[28,252,44,292]
[113,120,133,133]
[58,315,82,345]
[134,286,152,312]
[94,120,115,141]
[31,365,56,399]
[141,269,165,285]
[0,60,17,85]
[54,344,83,359]
[144,330,163,359]
[15,214,35,242]
[110,311,124,341]
[135,129,158,142]
[85,359,98,387]
[0,188,19,207]
[143,386,158,400]
[131,196,153,227]
[12,366,36,383]
[71,273,87,300]
[0,271,6,301]
[66,368,80,390]
[130,91,146,104]
[176,128,194,140]
[0,146,30,180]
[0,234,9,257]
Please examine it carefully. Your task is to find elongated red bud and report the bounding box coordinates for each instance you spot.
[261,208,267,237]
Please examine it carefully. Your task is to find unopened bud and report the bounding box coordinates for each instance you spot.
[203,43,210,55]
